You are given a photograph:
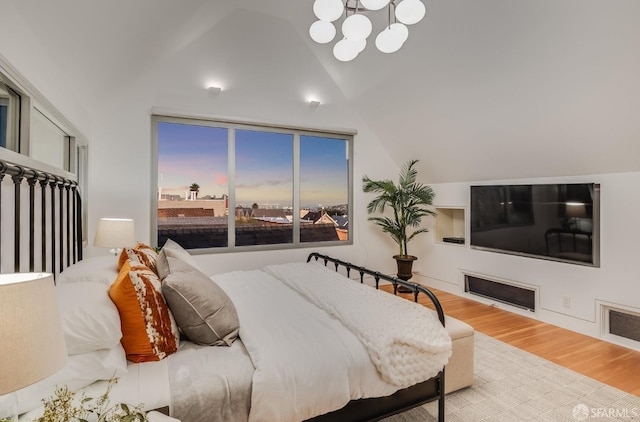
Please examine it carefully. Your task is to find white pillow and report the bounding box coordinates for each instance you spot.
[58,256,119,285]
[16,345,128,415]
[56,282,122,355]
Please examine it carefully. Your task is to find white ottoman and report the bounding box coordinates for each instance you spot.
[443,316,475,393]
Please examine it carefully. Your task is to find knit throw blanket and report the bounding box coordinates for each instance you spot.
[264,262,452,388]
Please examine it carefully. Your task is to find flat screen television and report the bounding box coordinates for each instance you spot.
[470,183,600,266]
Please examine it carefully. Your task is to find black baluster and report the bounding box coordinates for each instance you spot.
[39,175,49,272]
[12,166,25,273]
[0,161,6,271]
[65,183,71,268]
[58,179,64,274]
[28,175,37,272]
[49,177,57,278]
[75,188,83,261]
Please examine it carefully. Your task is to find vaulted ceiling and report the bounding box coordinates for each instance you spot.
[4,0,640,183]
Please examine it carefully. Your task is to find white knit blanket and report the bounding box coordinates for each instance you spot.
[264,262,453,388]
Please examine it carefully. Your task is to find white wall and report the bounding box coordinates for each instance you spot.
[83,9,404,275]
[0,2,92,138]
[411,172,640,348]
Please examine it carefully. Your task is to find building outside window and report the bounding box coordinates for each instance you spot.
[153,115,353,252]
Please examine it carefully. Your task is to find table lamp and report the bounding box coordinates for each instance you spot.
[0,273,67,421]
[93,217,136,255]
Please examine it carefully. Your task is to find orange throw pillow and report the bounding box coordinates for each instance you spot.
[117,242,158,274]
[109,260,179,362]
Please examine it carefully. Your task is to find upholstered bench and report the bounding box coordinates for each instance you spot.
[443,316,475,393]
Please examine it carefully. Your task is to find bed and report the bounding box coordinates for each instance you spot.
[3,159,454,422]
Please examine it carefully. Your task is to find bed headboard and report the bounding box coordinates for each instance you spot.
[0,159,82,278]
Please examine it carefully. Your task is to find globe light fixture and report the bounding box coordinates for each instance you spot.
[375,22,408,53]
[360,0,390,11]
[341,13,372,41]
[313,0,344,22]
[333,38,361,62]
[310,20,337,44]
[395,0,426,25]
[310,0,427,61]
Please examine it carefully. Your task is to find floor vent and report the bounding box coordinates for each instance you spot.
[607,308,640,343]
[465,274,536,312]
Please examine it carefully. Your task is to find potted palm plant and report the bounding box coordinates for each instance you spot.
[362,159,436,283]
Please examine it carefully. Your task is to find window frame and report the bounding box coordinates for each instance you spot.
[151,114,354,253]
[0,56,83,177]
[0,79,21,152]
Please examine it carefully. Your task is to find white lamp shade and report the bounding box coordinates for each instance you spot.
[93,218,136,248]
[310,20,336,44]
[333,38,361,62]
[395,0,426,25]
[0,273,67,395]
[360,0,390,11]
[375,23,408,53]
[313,0,344,22]
[341,13,372,41]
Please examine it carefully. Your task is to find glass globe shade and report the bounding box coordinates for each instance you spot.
[389,22,409,44]
[341,14,372,42]
[353,38,367,53]
[375,26,405,53]
[313,0,344,22]
[360,0,390,11]
[395,0,426,25]
[309,20,336,44]
[333,38,360,62]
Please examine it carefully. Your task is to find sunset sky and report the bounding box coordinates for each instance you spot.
[157,122,348,208]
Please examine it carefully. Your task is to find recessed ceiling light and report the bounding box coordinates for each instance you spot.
[308,100,321,110]
[207,86,222,97]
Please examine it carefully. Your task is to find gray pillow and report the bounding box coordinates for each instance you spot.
[162,264,239,346]
[156,239,201,280]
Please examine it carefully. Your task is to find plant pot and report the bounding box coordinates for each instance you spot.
[393,255,417,293]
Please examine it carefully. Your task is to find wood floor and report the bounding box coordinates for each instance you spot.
[383,285,640,396]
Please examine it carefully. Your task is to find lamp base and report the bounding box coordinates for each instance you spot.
[0,392,17,422]
[110,247,123,256]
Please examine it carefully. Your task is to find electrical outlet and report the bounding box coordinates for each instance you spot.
[562,296,571,308]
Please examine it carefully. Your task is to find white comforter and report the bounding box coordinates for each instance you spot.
[213,270,398,422]
[264,263,452,389]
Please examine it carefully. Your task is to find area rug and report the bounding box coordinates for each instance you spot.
[383,332,640,422]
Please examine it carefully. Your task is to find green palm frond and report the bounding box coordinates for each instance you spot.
[362,160,436,256]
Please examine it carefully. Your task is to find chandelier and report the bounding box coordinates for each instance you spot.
[309,0,426,62]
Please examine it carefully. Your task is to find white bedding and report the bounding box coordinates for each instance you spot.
[264,262,453,388]
[213,270,398,422]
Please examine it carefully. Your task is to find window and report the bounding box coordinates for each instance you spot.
[0,61,80,174]
[31,107,73,170]
[153,115,353,252]
[0,80,20,152]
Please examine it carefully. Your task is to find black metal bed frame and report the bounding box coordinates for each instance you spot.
[0,158,82,277]
[306,252,446,422]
